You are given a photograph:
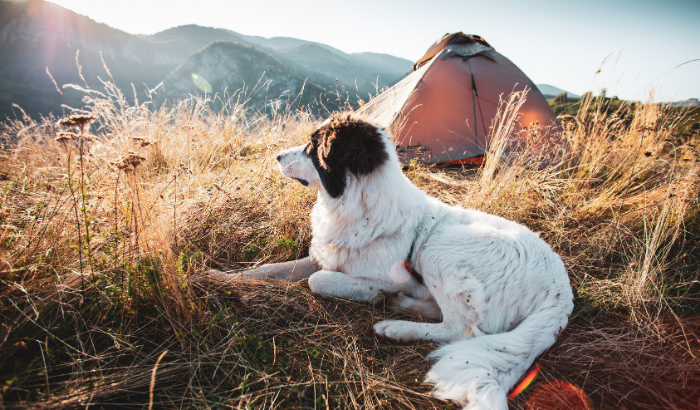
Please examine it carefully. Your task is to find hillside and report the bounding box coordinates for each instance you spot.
[275,43,377,95]
[663,98,700,107]
[163,41,325,110]
[0,0,175,119]
[536,84,580,99]
[0,0,412,120]
[349,52,412,84]
[227,30,412,90]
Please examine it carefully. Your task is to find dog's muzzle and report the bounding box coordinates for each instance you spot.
[276,150,309,187]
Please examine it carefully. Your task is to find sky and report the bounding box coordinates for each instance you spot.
[48,0,700,101]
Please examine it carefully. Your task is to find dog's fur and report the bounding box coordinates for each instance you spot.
[245,114,574,409]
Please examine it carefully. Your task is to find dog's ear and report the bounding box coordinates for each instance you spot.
[309,115,388,198]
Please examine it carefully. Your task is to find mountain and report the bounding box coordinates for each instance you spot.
[140,25,258,60]
[163,41,324,109]
[225,30,412,87]
[0,0,412,121]
[0,0,176,119]
[536,84,580,99]
[662,98,700,107]
[348,52,412,85]
[275,44,377,94]
[225,30,412,95]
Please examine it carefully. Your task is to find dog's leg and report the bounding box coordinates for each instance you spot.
[373,319,476,344]
[375,277,484,344]
[242,257,319,281]
[308,270,415,303]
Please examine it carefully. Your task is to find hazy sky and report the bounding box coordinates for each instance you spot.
[49,0,699,101]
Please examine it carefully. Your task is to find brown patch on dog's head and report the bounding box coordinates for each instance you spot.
[306,114,388,198]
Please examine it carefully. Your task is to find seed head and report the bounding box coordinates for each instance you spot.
[178,162,193,175]
[111,151,147,172]
[132,136,158,147]
[56,132,78,143]
[80,134,100,143]
[58,114,96,130]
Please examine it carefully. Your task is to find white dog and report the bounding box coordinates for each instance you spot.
[244,114,574,409]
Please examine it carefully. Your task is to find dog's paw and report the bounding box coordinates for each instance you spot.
[374,320,418,344]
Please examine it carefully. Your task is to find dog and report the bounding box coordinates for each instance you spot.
[243,113,574,409]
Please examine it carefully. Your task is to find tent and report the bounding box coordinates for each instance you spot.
[358,32,560,165]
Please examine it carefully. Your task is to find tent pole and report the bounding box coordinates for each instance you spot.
[467,58,489,142]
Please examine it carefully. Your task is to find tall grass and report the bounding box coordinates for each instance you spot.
[0,76,698,409]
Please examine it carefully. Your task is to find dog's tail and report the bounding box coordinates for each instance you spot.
[424,301,571,410]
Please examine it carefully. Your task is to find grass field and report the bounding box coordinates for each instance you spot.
[549,92,700,143]
[0,78,699,409]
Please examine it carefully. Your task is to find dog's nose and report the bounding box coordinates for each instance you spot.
[276,153,282,162]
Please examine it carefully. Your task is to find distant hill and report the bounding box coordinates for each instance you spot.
[274,44,378,95]
[662,98,700,107]
[536,84,580,99]
[0,0,178,119]
[226,31,412,89]
[348,52,412,85]
[163,41,324,109]
[141,25,258,60]
[0,0,412,121]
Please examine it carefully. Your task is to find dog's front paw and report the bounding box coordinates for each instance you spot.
[374,320,418,343]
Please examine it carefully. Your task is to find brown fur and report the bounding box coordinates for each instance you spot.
[313,114,387,175]
[306,114,388,198]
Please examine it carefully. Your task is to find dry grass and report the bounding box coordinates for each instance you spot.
[0,77,698,409]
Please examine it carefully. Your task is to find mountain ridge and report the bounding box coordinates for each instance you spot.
[163,41,325,109]
[0,0,412,120]
[536,84,581,99]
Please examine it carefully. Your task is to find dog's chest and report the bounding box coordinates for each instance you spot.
[309,212,402,278]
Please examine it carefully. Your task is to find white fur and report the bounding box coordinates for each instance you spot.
[274,130,574,409]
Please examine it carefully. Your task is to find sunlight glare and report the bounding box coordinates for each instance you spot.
[191,73,213,94]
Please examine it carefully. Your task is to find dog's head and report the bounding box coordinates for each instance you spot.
[276,114,389,198]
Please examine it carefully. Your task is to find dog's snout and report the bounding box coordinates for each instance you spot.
[276,153,283,162]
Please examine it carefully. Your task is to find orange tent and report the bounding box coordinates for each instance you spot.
[359,32,560,165]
